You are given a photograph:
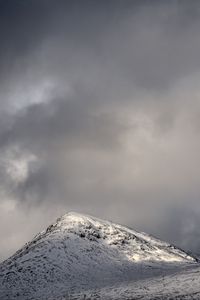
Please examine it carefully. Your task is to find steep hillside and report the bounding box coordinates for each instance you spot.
[0,212,197,299]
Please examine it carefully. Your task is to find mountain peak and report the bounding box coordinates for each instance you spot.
[0,212,197,299]
[25,211,196,264]
[57,211,93,223]
[52,211,101,231]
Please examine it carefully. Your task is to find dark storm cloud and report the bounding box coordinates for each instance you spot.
[153,205,200,255]
[0,95,124,150]
[1,0,200,108]
[1,0,200,260]
[0,93,126,205]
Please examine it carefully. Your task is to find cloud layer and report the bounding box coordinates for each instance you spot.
[1,0,200,260]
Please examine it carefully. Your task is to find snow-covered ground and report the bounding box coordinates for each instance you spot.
[0,212,198,299]
[69,265,200,300]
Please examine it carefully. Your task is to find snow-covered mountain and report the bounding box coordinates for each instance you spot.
[0,212,198,299]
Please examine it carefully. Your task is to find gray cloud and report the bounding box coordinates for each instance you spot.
[1,0,200,261]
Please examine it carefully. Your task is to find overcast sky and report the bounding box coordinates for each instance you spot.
[1,0,200,261]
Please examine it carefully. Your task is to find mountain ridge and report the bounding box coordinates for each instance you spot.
[0,211,198,299]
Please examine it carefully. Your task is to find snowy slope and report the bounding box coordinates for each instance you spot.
[0,212,197,299]
[70,265,200,300]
